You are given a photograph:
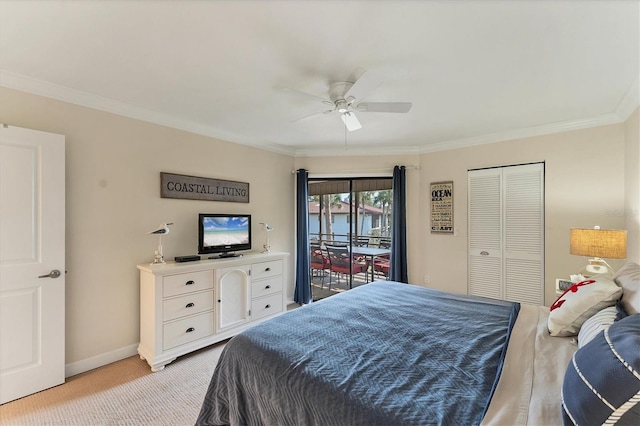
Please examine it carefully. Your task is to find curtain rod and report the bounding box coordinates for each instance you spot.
[291,165,420,174]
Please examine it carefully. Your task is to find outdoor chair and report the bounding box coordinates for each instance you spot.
[310,242,330,288]
[325,243,368,287]
[373,258,390,279]
[353,236,370,247]
[379,238,391,249]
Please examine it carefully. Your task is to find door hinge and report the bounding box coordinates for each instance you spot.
[248,310,251,316]
[248,270,251,276]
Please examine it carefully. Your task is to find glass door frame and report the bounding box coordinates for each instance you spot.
[308,176,392,290]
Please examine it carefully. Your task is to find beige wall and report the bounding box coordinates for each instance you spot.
[419,125,627,305]
[624,107,640,263]
[1,86,635,373]
[0,88,295,368]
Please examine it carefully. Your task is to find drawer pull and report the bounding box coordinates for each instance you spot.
[186,327,195,333]
[186,280,195,285]
[185,303,195,308]
[265,267,271,272]
[265,285,271,289]
[265,304,271,309]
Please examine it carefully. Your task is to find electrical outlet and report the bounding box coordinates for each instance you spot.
[424,274,430,284]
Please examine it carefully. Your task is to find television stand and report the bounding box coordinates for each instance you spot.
[209,252,242,259]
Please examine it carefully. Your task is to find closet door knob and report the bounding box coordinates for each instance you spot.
[265,304,271,309]
[265,267,271,272]
[265,285,271,289]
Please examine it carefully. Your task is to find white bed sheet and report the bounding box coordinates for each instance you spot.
[482,304,577,425]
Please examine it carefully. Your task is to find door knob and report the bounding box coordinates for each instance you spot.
[39,270,61,279]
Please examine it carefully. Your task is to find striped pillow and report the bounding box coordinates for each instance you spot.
[562,314,640,425]
[577,306,617,348]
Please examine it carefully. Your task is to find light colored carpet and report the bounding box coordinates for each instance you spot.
[0,341,227,425]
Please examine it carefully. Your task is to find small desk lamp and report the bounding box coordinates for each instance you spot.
[570,226,627,278]
[149,222,173,264]
[259,222,273,253]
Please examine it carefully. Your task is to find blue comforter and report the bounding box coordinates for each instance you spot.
[197,281,520,426]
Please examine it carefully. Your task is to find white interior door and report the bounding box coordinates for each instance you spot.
[0,124,65,404]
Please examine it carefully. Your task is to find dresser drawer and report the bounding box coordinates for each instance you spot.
[251,293,283,321]
[163,311,214,351]
[251,260,282,280]
[163,290,214,322]
[163,270,213,298]
[251,276,283,298]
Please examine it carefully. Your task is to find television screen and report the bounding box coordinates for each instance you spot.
[198,214,251,257]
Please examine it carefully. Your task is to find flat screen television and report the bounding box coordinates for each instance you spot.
[198,214,251,258]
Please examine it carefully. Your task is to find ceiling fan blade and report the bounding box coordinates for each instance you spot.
[292,109,333,123]
[276,86,332,104]
[341,111,362,131]
[344,70,382,103]
[356,102,412,113]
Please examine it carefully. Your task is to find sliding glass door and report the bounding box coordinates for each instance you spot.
[308,178,393,299]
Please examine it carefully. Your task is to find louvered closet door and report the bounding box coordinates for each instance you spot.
[468,169,503,299]
[503,164,544,305]
[468,164,544,305]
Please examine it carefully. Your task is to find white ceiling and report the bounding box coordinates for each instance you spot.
[1,1,638,157]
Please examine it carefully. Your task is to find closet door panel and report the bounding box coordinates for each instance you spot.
[468,169,503,299]
[503,164,544,305]
[469,256,502,299]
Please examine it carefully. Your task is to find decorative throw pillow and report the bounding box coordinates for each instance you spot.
[576,306,617,348]
[562,314,640,425]
[613,262,640,315]
[548,277,622,337]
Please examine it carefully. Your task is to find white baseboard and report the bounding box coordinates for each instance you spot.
[65,343,139,378]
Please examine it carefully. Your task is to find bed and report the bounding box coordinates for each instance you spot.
[196,263,640,426]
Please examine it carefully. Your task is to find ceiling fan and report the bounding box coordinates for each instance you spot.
[287,71,412,131]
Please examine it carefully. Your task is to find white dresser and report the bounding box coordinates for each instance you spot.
[137,252,288,372]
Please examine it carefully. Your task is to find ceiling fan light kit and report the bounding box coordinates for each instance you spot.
[341,111,362,131]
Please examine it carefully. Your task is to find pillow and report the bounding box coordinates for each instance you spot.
[615,298,630,319]
[613,262,640,315]
[561,314,640,425]
[548,277,622,337]
[576,306,617,348]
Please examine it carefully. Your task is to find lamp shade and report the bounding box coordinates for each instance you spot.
[570,228,627,259]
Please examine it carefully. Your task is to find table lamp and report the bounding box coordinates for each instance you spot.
[570,226,627,278]
[148,222,173,264]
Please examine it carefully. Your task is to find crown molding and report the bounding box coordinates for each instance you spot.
[1,70,633,159]
[418,113,624,154]
[292,144,422,158]
[0,70,297,157]
[615,75,640,120]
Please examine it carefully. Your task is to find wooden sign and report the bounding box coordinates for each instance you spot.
[160,172,249,203]
[430,181,453,233]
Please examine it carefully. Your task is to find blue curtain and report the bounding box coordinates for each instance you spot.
[389,165,408,283]
[294,169,312,304]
